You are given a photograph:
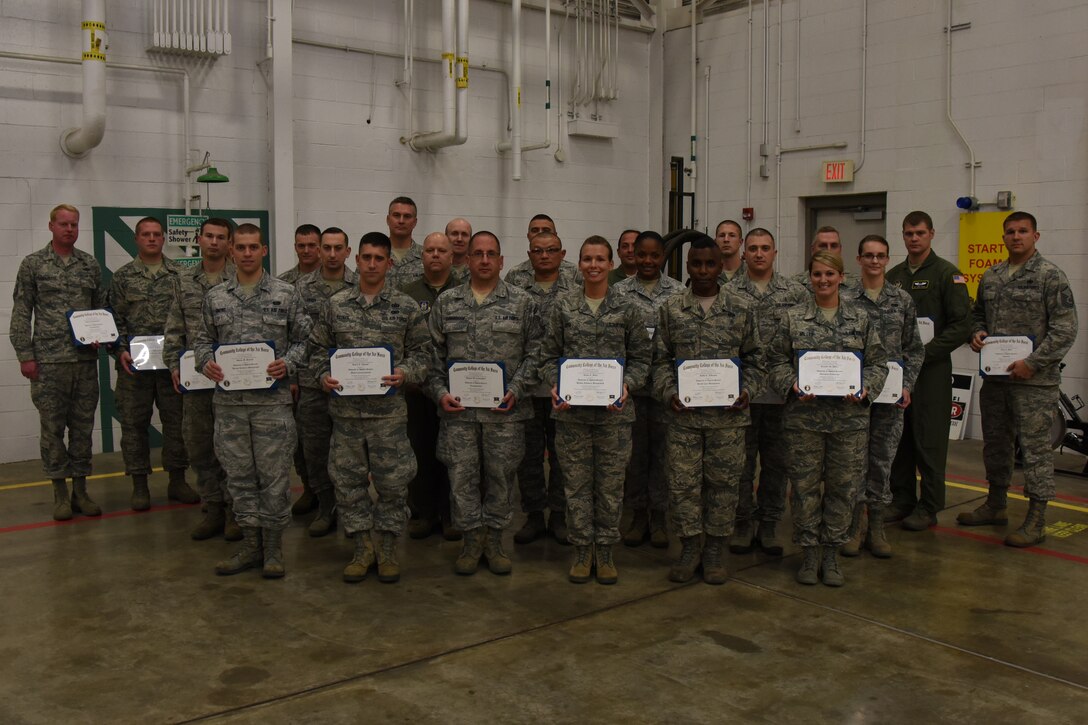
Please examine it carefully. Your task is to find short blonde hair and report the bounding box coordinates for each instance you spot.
[50,204,79,222]
[809,250,844,274]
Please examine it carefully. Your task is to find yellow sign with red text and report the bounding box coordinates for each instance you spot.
[958,212,1007,299]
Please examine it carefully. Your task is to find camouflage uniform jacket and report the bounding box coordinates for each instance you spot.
[10,243,106,363]
[768,295,888,432]
[507,270,581,397]
[540,288,652,426]
[611,274,685,395]
[886,250,972,367]
[652,286,766,429]
[163,261,235,373]
[971,252,1078,387]
[108,256,184,358]
[850,282,925,395]
[308,284,430,419]
[386,242,425,291]
[194,272,312,406]
[504,258,580,288]
[277,264,310,285]
[426,279,543,423]
[729,272,808,404]
[294,267,360,389]
[717,259,747,287]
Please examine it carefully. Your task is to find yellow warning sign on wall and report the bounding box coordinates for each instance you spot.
[958,212,1008,299]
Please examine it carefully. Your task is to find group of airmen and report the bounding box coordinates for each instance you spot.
[10,200,1077,588]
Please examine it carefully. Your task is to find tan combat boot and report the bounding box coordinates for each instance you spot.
[957,485,1009,526]
[307,488,337,538]
[1005,500,1047,548]
[701,536,728,585]
[51,479,73,521]
[569,545,593,584]
[167,469,200,504]
[728,520,754,554]
[291,479,317,515]
[864,505,893,558]
[821,545,844,587]
[669,536,701,583]
[483,528,512,575]
[190,501,226,540]
[215,528,262,575]
[756,520,785,556]
[343,531,376,583]
[840,503,865,557]
[796,546,819,585]
[376,531,400,583]
[223,503,243,541]
[454,528,484,575]
[595,544,618,585]
[649,510,669,549]
[262,528,286,579]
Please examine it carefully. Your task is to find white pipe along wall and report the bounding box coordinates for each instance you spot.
[407,0,465,151]
[60,0,107,158]
[497,0,550,156]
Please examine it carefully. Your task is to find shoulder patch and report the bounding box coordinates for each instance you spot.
[952,274,966,284]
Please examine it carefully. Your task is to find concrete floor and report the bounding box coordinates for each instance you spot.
[1,442,1086,724]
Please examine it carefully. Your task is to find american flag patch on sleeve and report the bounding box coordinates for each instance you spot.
[952,274,966,284]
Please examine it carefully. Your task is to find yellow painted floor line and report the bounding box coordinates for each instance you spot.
[0,468,163,492]
[946,481,1088,515]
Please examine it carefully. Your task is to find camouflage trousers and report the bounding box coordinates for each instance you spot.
[114,369,187,476]
[623,395,668,513]
[438,419,524,531]
[328,414,416,535]
[298,386,333,494]
[787,427,867,547]
[30,361,99,479]
[517,396,565,514]
[862,403,904,507]
[737,403,788,524]
[980,380,1058,501]
[213,403,294,531]
[556,421,631,546]
[182,391,227,503]
[666,423,745,538]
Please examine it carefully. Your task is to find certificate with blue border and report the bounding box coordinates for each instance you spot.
[329,346,395,396]
[558,357,625,407]
[448,361,506,408]
[676,358,742,407]
[797,350,862,397]
[213,340,277,391]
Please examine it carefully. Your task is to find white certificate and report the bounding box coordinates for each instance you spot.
[68,309,119,345]
[130,335,166,371]
[797,350,862,397]
[558,358,625,407]
[448,361,506,408]
[873,361,904,405]
[330,346,394,396]
[214,341,277,391]
[917,317,935,344]
[979,335,1034,377]
[179,350,215,392]
[676,358,742,407]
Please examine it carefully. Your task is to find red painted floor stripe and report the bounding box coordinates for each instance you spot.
[0,502,198,535]
[947,473,1088,504]
[934,525,1088,566]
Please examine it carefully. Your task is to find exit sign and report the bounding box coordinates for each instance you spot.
[823,160,854,183]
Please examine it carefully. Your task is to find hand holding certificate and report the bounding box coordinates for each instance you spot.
[68,309,119,345]
[179,350,215,392]
[327,347,395,396]
[797,351,862,398]
[557,358,625,408]
[129,335,166,372]
[676,359,742,408]
[873,361,904,405]
[447,361,506,409]
[212,341,277,391]
[979,335,1034,377]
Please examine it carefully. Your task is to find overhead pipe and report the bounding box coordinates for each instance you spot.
[855,0,868,172]
[497,0,550,159]
[688,0,697,183]
[946,0,977,197]
[760,0,769,177]
[407,0,463,150]
[455,0,469,140]
[60,0,107,158]
[704,64,710,235]
[746,0,753,208]
[794,0,801,133]
[511,0,522,178]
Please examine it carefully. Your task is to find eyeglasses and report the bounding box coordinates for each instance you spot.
[529,247,563,256]
[469,251,501,260]
[860,253,889,261]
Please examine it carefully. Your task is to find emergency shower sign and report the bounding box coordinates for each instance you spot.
[167,214,206,266]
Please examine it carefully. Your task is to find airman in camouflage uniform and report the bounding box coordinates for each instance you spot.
[385,197,425,291]
[790,226,861,295]
[504,214,581,289]
[163,217,237,540]
[444,217,472,281]
[109,217,196,511]
[10,204,106,520]
[714,219,747,285]
[768,251,887,587]
[194,224,312,579]
[540,236,652,585]
[961,212,1078,548]
[611,232,684,549]
[505,230,579,546]
[841,235,925,559]
[428,232,543,576]
[293,228,360,537]
[310,232,430,583]
[279,223,322,515]
[652,238,764,585]
[727,228,807,556]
